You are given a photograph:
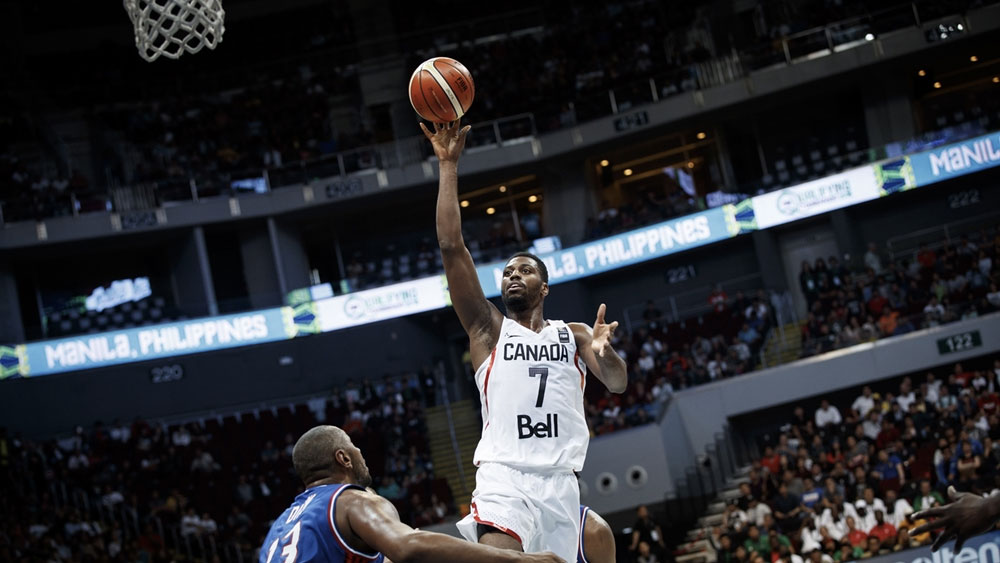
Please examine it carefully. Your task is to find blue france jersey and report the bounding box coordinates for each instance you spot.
[260,484,384,563]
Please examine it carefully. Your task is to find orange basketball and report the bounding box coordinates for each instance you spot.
[408,57,475,123]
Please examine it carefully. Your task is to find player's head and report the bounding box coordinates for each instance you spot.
[501,252,548,314]
[292,425,372,488]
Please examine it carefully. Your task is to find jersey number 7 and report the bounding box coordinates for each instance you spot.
[529,367,549,408]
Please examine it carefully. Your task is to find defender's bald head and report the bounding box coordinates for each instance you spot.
[292,425,351,485]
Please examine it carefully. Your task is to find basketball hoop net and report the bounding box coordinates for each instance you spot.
[123,0,225,62]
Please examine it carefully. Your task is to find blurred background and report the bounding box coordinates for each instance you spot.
[1,0,1000,561]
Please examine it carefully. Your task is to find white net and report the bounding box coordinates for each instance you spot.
[123,0,225,62]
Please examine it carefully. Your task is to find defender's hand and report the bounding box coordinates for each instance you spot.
[420,120,471,163]
[910,486,1000,552]
[591,303,619,358]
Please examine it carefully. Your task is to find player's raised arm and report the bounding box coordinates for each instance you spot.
[570,304,627,393]
[342,488,564,563]
[421,121,503,353]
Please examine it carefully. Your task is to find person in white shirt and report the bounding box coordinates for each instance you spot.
[172,425,192,447]
[925,373,941,403]
[864,243,883,274]
[181,507,201,536]
[861,410,881,441]
[897,378,917,412]
[923,296,946,325]
[815,400,842,428]
[852,386,875,418]
[198,513,218,535]
[853,501,876,533]
[819,505,848,541]
[882,489,913,528]
[747,498,772,528]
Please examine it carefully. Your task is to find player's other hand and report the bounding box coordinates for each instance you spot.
[420,120,471,164]
[591,303,618,358]
[910,486,999,552]
[523,552,566,563]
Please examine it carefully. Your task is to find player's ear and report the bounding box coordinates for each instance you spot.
[540,282,549,298]
[335,449,352,469]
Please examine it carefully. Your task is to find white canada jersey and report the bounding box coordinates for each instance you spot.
[473,317,589,472]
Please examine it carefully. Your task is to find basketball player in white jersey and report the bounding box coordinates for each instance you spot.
[420,120,627,563]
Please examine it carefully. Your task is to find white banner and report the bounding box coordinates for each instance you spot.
[316,276,448,332]
[751,166,880,229]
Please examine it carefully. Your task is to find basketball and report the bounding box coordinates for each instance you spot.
[408,57,475,123]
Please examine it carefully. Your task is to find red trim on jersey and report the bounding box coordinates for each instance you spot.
[574,350,585,389]
[482,347,498,418]
[471,502,523,545]
[327,486,381,560]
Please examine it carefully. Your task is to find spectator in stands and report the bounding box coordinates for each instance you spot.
[852,386,875,418]
[864,243,883,274]
[629,505,667,559]
[815,400,842,429]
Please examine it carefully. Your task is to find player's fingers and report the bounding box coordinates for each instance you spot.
[932,529,955,552]
[954,533,968,553]
[912,506,947,520]
[419,122,433,139]
[948,485,972,501]
[609,321,619,333]
[596,303,606,323]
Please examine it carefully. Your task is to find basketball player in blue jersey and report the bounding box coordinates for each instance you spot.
[421,120,627,563]
[260,425,564,563]
[578,506,616,563]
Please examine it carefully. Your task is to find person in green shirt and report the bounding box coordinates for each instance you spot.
[833,541,864,562]
[743,526,770,557]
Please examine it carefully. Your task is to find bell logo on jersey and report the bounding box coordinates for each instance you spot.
[517,413,559,439]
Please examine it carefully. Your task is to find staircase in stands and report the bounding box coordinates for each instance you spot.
[761,321,805,369]
[425,399,482,513]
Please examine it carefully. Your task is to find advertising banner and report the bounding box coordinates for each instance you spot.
[18,308,292,378]
[316,276,449,332]
[909,131,1000,187]
[750,166,881,229]
[865,531,1000,563]
[473,207,735,298]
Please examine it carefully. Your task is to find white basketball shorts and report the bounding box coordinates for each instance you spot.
[456,462,580,562]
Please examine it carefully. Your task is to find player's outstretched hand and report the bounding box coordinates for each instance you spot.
[910,486,1000,552]
[420,120,471,164]
[591,303,618,358]
[522,552,566,563]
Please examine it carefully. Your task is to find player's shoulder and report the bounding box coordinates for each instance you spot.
[567,321,593,339]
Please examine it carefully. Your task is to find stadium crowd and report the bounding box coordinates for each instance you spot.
[0,370,451,562]
[799,235,1000,358]
[706,355,1000,563]
[583,225,1000,438]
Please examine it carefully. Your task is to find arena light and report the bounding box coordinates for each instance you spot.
[934,81,942,89]
[994,77,999,83]
[918,69,926,76]
[486,207,495,215]
[460,200,469,208]
[688,161,695,169]
[696,132,707,140]
[623,168,633,176]
[599,159,609,167]
[528,195,538,203]
[864,33,875,41]
[499,185,507,193]
[971,55,979,62]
